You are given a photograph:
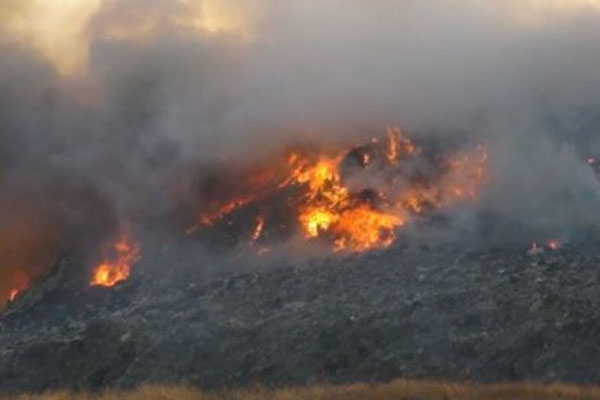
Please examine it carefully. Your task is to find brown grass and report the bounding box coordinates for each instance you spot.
[4,380,600,400]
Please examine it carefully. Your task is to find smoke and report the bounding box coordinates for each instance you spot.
[1,0,600,287]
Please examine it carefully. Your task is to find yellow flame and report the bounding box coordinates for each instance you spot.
[91,234,141,287]
[301,208,338,238]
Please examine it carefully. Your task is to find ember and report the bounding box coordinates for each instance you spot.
[252,216,266,241]
[8,289,19,302]
[91,234,141,287]
[189,127,488,253]
[548,239,561,251]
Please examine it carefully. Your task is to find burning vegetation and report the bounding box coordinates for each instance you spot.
[0,127,488,308]
[0,213,62,311]
[188,127,489,252]
[90,233,141,288]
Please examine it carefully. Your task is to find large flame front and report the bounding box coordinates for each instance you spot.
[190,127,488,253]
[91,234,141,287]
[288,153,405,252]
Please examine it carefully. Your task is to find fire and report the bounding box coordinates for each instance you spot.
[289,151,405,251]
[387,129,399,164]
[547,239,561,250]
[386,127,416,164]
[332,206,404,252]
[91,234,141,287]
[252,215,266,241]
[527,239,562,255]
[190,127,488,253]
[200,197,256,227]
[9,289,19,302]
[251,215,272,255]
[301,208,339,238]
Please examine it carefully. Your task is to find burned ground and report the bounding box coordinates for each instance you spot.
[3,231,600,393]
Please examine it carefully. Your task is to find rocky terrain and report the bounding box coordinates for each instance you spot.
[2,234,600,393]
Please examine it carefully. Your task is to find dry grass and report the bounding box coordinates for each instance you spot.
[5,380,600,400]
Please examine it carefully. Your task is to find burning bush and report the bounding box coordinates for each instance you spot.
[90,232,141,288]
[185,127,488,253]
[0,176,118,309]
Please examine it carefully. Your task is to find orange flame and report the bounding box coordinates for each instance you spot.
[386,126,416,164]
[548,239,561,250]
[252,215,266,241]
[300,208,339,238]
[387,128,399,164]
[8,289,19,302]
[91,234,141,287]
[332,206,404,252]
[200,196,256,226]
[250,215,272,255]
[191,127,488,253]
[286,151,406,251]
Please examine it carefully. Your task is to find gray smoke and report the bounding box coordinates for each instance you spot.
[1,0,600,260]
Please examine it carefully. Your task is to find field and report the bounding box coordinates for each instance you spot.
[5,380,600,400]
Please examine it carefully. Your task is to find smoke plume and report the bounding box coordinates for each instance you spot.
[1,0,600,295]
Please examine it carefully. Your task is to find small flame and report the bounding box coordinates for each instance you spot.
[588,157,596,165]
[386,126,416,165]
[387,128,399,164]
[252,215,266,241]
[362,153,372,166]
[547,239,561,250]
[2,271,30,309]
[200,197,256,226]
[91,234,141,287]
[9,289,19,302]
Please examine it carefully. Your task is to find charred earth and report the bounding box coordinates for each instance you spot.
[1,131,600,393]
[3,233,600,392]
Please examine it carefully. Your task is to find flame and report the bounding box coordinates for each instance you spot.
[332,206,404,252]
[8,289,19,302]
[252,215,265,241]
[200,196,256,226]
[250,215,271,255]
[288,151,405,251]
[2,272,30,310]
[386,127,416,165]
[301,208,339,238]
[191,127,488,253]
[442,144,489,202]
[547,239,561,250]
[362,153,372,166]
[91,234,140,287]
[387,129,399,165]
